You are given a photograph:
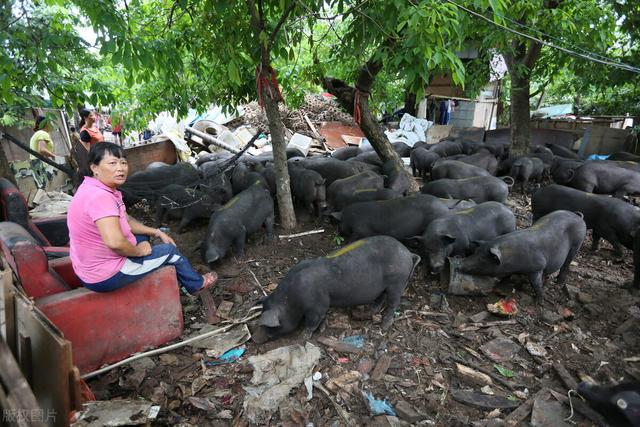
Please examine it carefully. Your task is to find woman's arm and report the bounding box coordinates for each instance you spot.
[128,216,176,245]
[37,140,56,159]
[95,216,151,257]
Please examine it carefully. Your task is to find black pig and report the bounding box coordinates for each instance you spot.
[252,235,421,342]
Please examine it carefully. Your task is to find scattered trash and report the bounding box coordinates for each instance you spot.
[481,385,495,395]
[394,399,427,423]
[525,342,548,358]
[317,336,363,354]
[624,356,640,362]
[452,389,521,409]
[430,292,451,312]
[517,332,529,345]
[337,357,350,364]
[363,392,397,416]
[494,364,516,378]
[531,398,571,427]
[456,363,493,386]
[159,354,178,365]
[304,376,314,401]
[541,309,562,324]
[326,370,362,394]
[513,389,529,400]
[577,291,593,304]
[341,334,365,348]
[243,343,321,424]
[487,408,501,419]
[560,307,575,320]
[480,338,522,362]
[71,400,159,426]
[470,311,490,323]
[189,396,217,411]
[487,298,518,317]
[288,133,313,156]
[189,324,251,358]
[206,346,246,366]
[217,300,234,319]
[357,357,375,375]
[371,354,393,381]
[313,372,322,381]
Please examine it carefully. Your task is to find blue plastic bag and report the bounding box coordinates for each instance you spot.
[206,346,246,366]
[363,392,397,416]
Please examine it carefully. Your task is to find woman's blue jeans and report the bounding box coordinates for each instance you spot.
[83,235,204,294]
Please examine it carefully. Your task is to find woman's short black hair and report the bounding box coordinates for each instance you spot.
[87,142,126,176]
[34,115,48,131]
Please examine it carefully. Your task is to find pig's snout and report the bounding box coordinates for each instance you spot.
[249,323,271,344]
[204,248,220,264]
[430,258,445,273]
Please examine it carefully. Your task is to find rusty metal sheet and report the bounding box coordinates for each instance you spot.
[318,122,364,150]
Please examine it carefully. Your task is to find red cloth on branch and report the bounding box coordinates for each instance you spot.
[256,64,284,109]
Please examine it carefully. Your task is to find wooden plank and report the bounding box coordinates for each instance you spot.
[503,387,550,426]
[1,265,16,357]
[14,290,75,427]
[0,337,43,427]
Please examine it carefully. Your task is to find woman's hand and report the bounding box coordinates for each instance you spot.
[136,240,152,257]
[155,229,176,246]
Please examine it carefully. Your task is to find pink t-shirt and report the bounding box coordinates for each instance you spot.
[67,176,136,283]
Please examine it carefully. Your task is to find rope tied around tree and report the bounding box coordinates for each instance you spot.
[353,87,368,126]
[256,64,284,109]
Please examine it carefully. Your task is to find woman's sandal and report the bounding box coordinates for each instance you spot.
[198,272,218,293]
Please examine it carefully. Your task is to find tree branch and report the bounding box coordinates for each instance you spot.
[268,2,297,51]
[523,40,542,70]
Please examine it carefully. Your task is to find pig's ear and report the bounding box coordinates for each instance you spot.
[259,309,280,328]
[442,234,456,244]
[330,212,343,221]
[488,246,502,264]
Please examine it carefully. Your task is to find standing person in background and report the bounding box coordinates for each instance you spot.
[29,115,58,189]
[79,109,104,147]
[109,112,124,146]
[439,99,453,125]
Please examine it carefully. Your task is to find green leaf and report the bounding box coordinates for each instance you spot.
[228,60,240,85]
[494,364,515,378]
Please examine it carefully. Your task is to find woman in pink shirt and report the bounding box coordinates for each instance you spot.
[67,142,217,293]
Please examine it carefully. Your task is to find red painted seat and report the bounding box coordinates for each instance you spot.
[0,177,69,247]
[0,221,184,373]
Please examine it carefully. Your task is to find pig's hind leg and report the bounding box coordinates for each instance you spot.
[529,270,545,304]
[300,304,330,340]
[557,243,581,284]
[263,213,275,241]
[381,282,405,330]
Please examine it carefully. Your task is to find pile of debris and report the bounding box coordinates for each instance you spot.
[243,94,355,138]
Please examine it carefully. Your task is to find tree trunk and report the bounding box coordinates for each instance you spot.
[404,91,417,116]
[509,73,532,155]
[323,76,402,166]
[261,80,297,230]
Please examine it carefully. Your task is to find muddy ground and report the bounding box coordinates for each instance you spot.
[87,183,640,426]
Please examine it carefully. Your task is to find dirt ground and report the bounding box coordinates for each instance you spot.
[87,183,640,426]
